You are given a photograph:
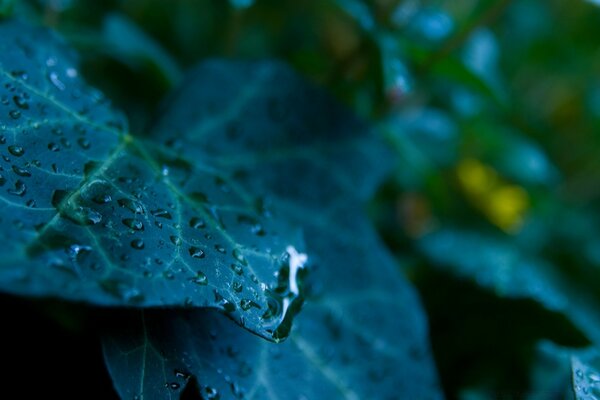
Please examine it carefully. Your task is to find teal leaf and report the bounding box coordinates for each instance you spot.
[419,230,600,346]
[102,13,182,87]
[0,20,308,339]
[103,60,441,399]
[572,349,600,399]
[528,341,579,399]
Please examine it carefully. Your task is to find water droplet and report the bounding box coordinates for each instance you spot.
[8,110,20,119]
[12,95,29,110]
[92,193,112,204]
[8,180,26,196]
[67,243,92,261]
[189,217,205,229]
[232,248,248,266]
[214,290,236,313]
[163,270,175,280]
[165,382,180,390]
[77,138,91,149]
[202,386,219,399]
[66,206,103,225]
[118,198,144,214]
[60,137,71,149]
[215,244,226,254]
[232,281,243,293]
[47,142,60,152]
[237,215,266,236]
[174,370,191,380]
[230,263,243,275]
[170,236,181,246]
[230,382,244,398]
[122,218,144,231]
[190,271,208,285]
[240,299,260,311]
[131,239,145,250]
[151,208,172,219]
[12,165,31,177]
[189,247,205,259]
[8,145,24,157]
[48,71,65,91]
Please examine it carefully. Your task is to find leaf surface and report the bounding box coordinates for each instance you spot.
[572,349,600,400]
[103,61,442,399]
[0,21,307,339]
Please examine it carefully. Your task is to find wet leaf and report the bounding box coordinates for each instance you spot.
[572,349,600,400]
[103,61,441,399]
[0,21,307,339]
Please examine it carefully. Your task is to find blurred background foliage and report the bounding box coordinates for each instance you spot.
[4,0,600,398]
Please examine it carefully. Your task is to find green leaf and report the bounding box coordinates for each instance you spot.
[103,60,442,399]
[103,213,441,399]
[102,13,182,88]
[0,20,307,340]
[572,349,600,399]
[419,230,600,346]
[528,341,578,400]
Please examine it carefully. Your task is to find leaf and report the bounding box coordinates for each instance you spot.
[0,20,308,339]
[103,213,442,399]
[419,229,600,346]
[528,341,579,400]
[102,13,182,88]
[572,348,600,400]
[103,61,442,399]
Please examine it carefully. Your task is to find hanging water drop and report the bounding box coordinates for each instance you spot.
[131,239,145,250]
[190,271,208,285]
[122,218,144,231]
[188,246,205,259]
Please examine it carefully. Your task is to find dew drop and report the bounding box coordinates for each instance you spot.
[131,239,145,250]
[77,138,91,150]
[122,218,144,231]
[8,145,24,157]
[48,71,66,91]
[8,110,20,119]
[215,244,226,254]
[240,299,260,311]
[12,165,31,177]
[232,281,243,293]
[170,236,181,246]
[12,95,29,110]
[230,264,243,275]
[174,370,191,380]
[118,198,144,214]
[66,206,102,225]
[203,386,219,399]
[190,271,208,285]
[92,193,112,204]
[232,248,248,266]
[151,208,172,219]
[189,247,205,259]
[189,217,206,229]
[8,180,26,196]
[47,142,60,152]
[165,382,180,390]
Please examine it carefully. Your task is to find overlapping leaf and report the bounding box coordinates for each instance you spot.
[103,61,442,399]
[419,229,600,345]
[0,21,305,339]
[572,349,600,400]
